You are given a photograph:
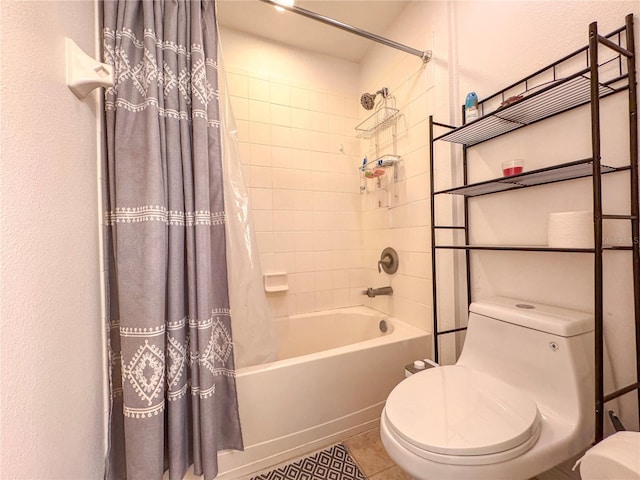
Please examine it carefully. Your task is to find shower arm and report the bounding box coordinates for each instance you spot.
[258,0,432,64]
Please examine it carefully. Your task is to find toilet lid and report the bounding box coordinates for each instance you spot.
[385,365,540,457]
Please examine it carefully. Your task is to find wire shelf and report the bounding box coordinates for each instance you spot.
[435,71,627,147]
[360,154,402,171]
[435,160,617,197]
[434,244,597,252]
[355,106,399,139]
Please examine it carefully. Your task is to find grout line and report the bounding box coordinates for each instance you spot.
[369,465,395,479]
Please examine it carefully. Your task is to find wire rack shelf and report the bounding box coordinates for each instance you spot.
[355,106,399,139]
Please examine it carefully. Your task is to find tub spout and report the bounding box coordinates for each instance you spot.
[363,286,393,298]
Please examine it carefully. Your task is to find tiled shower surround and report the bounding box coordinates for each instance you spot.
[221,28,435,333]
[225,65,366,318]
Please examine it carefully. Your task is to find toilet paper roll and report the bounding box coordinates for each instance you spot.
[547,211,593,248]
[576,431,640,480]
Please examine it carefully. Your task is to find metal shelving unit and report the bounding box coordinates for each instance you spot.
[429,14,638,444]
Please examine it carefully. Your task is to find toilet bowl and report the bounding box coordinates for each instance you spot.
[577,431,640,479]
[381,297,597,480]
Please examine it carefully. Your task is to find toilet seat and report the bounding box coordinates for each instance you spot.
[384,365,541,466]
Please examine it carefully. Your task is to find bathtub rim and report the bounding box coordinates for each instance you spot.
[235,305,429,376]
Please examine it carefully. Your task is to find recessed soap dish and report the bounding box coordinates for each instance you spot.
[264,272,288,293]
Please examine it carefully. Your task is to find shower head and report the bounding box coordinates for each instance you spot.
[360,92,376,110]
[360,87,389,110]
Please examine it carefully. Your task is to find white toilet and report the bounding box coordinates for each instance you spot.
[380,297,597,480]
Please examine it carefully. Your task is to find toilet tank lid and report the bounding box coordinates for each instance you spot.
[470,297,593,337]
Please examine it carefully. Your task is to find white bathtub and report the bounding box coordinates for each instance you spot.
[216,306,431,479]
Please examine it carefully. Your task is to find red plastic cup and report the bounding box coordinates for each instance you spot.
[502,159,524,177]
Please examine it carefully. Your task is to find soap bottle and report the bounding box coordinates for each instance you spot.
[465,91,479,123]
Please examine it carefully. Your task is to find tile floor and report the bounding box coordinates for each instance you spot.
[342,429,550,480]
[249,427,570,480]
[343,428,413,480]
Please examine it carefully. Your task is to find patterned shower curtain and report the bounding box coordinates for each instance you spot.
[102,1,243,479]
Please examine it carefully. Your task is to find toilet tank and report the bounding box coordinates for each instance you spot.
[456,297,594,431]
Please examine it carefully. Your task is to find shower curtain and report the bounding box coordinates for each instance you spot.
[217,45,278,370]
[103,1,243,479]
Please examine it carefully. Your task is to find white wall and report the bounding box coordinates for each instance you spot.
[0,1,106,478]
[359,1,639,428]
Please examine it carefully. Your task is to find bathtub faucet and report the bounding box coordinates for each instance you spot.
[363,286,393,298]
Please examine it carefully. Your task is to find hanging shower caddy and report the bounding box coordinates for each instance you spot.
[355,92,402,208]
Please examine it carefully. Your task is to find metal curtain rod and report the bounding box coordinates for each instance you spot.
[258,0,432,63]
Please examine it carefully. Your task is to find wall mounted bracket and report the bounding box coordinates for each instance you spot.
[66,38,114,99]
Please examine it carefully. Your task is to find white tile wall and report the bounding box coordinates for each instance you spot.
[220,24,436,331]
[222,45,364,317]
[357,52,436,332]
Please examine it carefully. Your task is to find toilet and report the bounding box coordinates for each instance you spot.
[380,297,597,480]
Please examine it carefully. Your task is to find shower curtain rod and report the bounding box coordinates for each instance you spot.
[258,0,432,63]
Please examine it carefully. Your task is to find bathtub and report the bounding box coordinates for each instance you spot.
[216,306,431,479]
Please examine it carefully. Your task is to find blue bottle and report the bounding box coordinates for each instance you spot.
[465,92,479,123]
